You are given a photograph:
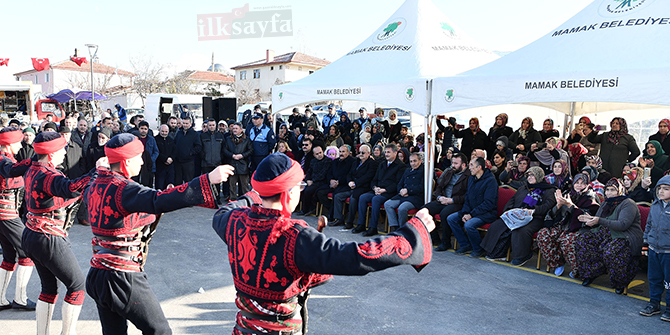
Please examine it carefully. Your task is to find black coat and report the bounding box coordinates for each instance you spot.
[174,127,202,163]
[371,158,407,199]
[487,126,513,158]
[16,142,34,162]
[454,129,489,158]
[648,132,670,158]
[222,135,253,175]
[86,143,106,171]
[155,135,176,169]
[62,138,86,179]
[509,128,542,155]
[433,167,471,211]
[307,157,331,183]
[326,156,355,194]
[71,130,92,158]
[347,157,379,198]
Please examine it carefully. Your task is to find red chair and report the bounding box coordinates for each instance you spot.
[478,186,516,260]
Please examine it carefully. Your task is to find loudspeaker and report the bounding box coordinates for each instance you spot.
[202,97,214,120]
[216,98,237,123]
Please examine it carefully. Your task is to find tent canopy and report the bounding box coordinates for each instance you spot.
[272,0,499,115]
[432,0,670,116]
[48,89,107,103]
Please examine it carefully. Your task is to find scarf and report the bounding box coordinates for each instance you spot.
[494,113,508,128]
[659,119,670,142]
[586,155,603,169]
[644,140,666,160]
[569,173,591,200]
[518,117,533,139]
[607,117,629,145]
[541,118,555,134]
[569,143,588,170]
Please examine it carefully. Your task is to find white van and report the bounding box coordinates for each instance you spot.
[145,94,206,131]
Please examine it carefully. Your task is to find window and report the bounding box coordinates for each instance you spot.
[253,69,260,79]
[45,73,49,82]
[298,66,302,71]
[279,65,283,70]
[270,66,274,70]
[309,70,314,75]
[240,71,247,80]
[34,75,38,84]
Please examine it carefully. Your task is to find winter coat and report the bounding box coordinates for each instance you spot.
[223,135,253,176]
[588,131,640,177]
[306,157,331,184]
[487,126,513,158]
[71,130,92,158]
[433,167,471,211]
[174,127,202,163]
[648,131,670,157]
[391,165,425,208]
[347,157,379,198]
[594,197,643,256]
[509,128,542,155]
[458,169,499,223]
[454,128,489,158]
[155,135,176,169]
[326,156,355,194]
[62,138,86,179]
[644,176,670,253]
[200,130,224,168]
[86,143,106,171]
[504,182,557,219]
[370,158,407,199]
[247,124,276,158]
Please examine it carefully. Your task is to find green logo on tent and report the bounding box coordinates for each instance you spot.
[445,89,454,103]
[440,23,456,36]
[278,92,284,101]
[405,87,415,101]
[376,18,406,42]
[602,0,651,15]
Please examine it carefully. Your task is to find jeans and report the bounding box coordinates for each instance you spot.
[647,248,670,305]
[384,199,416,227]
[357,192,386,229]
[447,213,486,252]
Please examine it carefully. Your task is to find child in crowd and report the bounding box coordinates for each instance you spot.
[639,175,670,322]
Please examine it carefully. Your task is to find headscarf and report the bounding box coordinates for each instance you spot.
[586,155,603,169]
[519,117,533,139]
[33,132,67,155]
[659,119,670,142]
[644,140,666,160]
[372,144,384,160]
[579,116,591,124]
[511,155,531,181]
[494,113,509,128]
[581,165,599,184]
[623,167,643,193]
[541,118,555,133]
[523,167,553,207]
[569,143,588,170]
[387,110,399,126]
[607,117,628,145]
[550,159,570,187]
[600,178,627,218]
[570,172,592,198]
[251,153,305,243]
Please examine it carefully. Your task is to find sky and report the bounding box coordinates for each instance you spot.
[0,0,594,81]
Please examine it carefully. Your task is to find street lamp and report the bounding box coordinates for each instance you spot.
[85,44,98,117]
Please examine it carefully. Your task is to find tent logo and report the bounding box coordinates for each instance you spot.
[600,0,653,16]
[440,22,458,39]
[278,91,284,101]
[405,87,415,101]
[445,89,455,103]
[376,18,407,42]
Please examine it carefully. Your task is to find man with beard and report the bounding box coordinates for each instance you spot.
[134,121,159,187]
[167,116,179,139]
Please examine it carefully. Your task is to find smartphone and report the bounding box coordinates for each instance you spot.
[644,167,651,179]
[455,124,465,130]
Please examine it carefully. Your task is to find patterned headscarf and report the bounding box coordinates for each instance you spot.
[600,178,628,218]
[586,155,603,169]
[607,117,628,145]
[495,113,509,127]
[569,143,588,170]
[570,172,592,199]
[659,119,670,141]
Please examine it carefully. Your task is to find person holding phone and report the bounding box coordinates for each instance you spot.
[509,117,542,156]
[573,178,642,294]
[639,140,669,188]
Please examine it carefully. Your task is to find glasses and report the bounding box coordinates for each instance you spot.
[302,144,310,146]
[298,181,307,191]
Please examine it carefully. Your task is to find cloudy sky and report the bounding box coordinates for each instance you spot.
[0,0,592,80]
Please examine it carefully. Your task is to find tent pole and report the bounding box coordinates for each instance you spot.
[566,101,576,138]
[425,80,434,204]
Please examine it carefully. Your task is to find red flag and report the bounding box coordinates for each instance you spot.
[0,59,8,66]
[70,57,87,67]
[31,58,50,71]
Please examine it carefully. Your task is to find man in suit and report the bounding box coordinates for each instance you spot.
[352,143,407,236]
[332,144,378,229]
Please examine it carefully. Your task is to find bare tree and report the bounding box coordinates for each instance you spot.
[234,80,262,105]
[129,54,169,106]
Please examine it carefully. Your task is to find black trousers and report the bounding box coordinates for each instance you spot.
[155,165,174,190]
[22,229,85,304]
[174,161,195,185]
[422,201,460,245]
[0,217,29,266]
[301,182,326,212]
[87,268,171,335]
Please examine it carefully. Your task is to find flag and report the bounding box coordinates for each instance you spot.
[0,59,8,66]
[31,58,50,71]
[70,57,87,67]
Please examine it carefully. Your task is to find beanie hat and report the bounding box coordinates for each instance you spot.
[23,127,36,135]
[43,122,59,132]
[581,165,599,183]
[526,166,545,183]
[99,127,113,139]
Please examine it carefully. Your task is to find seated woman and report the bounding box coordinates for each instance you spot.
[574,179,643,294]
[585,155,612,185]
[528,137,570,176]
[481,167,557,265]
[537,173,600,277]
[276,140,295,160]
[372,144,384,161]
[499,155,530,189]
[490,149,508,185]
[398,147,410,166]
[623,167,653,203]
[544,159,572,194]
[638,140,669,188]
[568,143,589,176]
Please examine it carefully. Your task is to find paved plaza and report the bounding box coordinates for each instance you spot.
[0,206,667,334]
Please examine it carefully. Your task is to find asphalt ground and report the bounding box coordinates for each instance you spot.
[1,206,668,334]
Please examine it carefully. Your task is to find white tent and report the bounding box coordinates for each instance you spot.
[272,0,499,202]
[432,0,670,119]
[271,0,499,115]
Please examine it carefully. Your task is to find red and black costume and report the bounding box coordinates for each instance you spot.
[85,133,218,335]
[213,153,432,335]
[0,127,35,311]
[20,132,94,334]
